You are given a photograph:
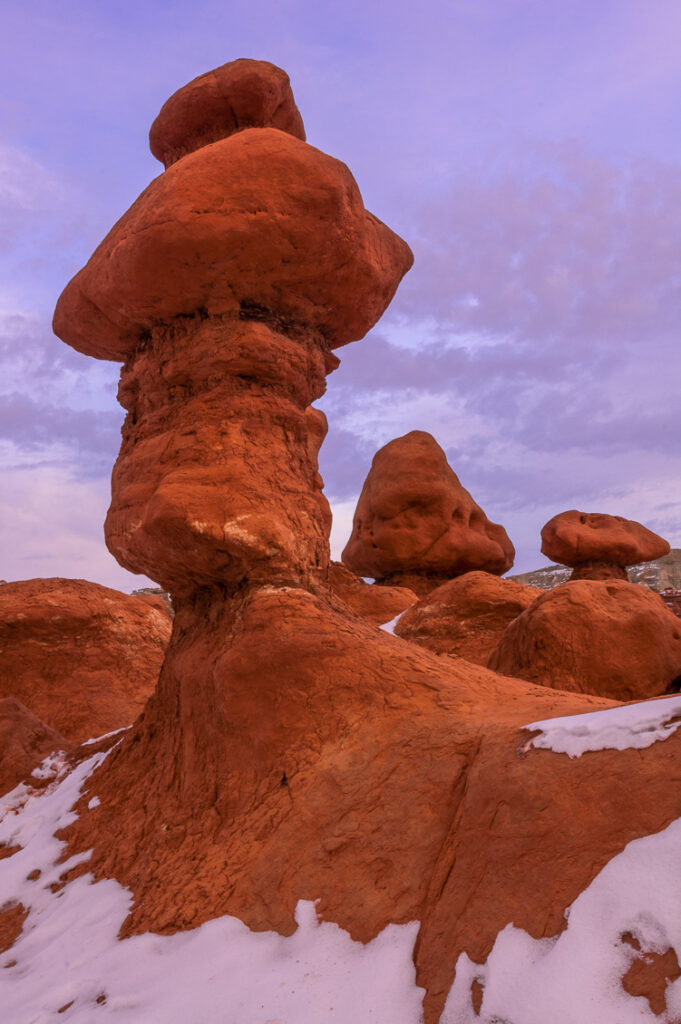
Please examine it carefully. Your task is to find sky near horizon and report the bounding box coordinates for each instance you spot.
[1,0,680,590]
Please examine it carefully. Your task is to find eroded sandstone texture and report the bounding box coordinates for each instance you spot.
[0,699,70,797]
[488,579,681,700]
[50,59,681,1023]
[342,431,515,595]
[541,509,670,582]
[0,579,170,743]
[394,570,538,664]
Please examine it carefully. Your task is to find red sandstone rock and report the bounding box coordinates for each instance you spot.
[414,714,681,1022]
[327,561,417,626]
[149,59,306,168]
[342,431,514,595]
[394,570,538,664]
[48,58,681,1024]
[541,510,670,581]
[0,698,69,797]
[53,129,413,361]
[488,579,681,701]
[0,579,171,743]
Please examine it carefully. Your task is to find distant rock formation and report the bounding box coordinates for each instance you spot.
[0,579,171,743]
[394,571,538,665]
[541,510,670,582]
[342,430,514,596]
[510,547,681,592]
[488,579,681,700]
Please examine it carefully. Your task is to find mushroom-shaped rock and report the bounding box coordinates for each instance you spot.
[0,698,70,798]
[541,510,670,582]
[149,58,306,168]
[394,571,538,664]
[53,127,413,361]
[327,561,417,626]
[342,431,514,596]
[488,579,681,701]
[0,579,171,743]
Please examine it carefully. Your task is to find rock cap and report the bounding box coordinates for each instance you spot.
[149,58,305,168]
[342,431,514,592]
[541,511,670,572]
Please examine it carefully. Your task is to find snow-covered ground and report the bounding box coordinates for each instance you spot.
[3,698,681,1023]
[0,749,425,1023]
[443,814,681,1023]
[523,695,681,757]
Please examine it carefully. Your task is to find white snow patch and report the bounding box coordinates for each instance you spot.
[442,812,681,1023]
[380,614,402,635]
[0,750,426,1023]
[522,695,681,758]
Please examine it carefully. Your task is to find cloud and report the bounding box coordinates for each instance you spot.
[0,462,152,591]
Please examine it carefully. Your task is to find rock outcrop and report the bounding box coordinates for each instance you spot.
[541,510,670,582]
[488,579,681,700]
[45,58,681,1024]
[0,698,69,797]
[327,561,417,626]
[394,571,538,664]
[149,58,306,168]
[342,430,514,596]
[0,579,171,742]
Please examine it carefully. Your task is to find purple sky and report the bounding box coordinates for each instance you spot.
[1,0,680,589]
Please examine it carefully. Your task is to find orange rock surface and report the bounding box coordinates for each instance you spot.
[149,58,305,168]
[53,129,412,361]
[488,579,681,700]
[48,58,681,1024]
[394,570,538,664]
[541,509,670,581]
[0,698,69,797]
[0,579,171,742]
[342,431,514,595]
[327,561,417,625]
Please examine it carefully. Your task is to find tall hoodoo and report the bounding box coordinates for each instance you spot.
[48,60,681,1024]
[53,59,413,597]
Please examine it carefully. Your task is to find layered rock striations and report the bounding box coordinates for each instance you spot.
[342,430,514,596]
[46,59,681,1023]
[541,510,670,582]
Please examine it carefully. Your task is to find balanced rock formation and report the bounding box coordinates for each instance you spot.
[394,571,538,665]
[327,561,417,626]
[0,698,69,797]
[0,579,171,743]
[488,579,681,701]
[342,431,514,596]
[149,58,306,168]
[44,58,681,1024]
[541,510,670,582]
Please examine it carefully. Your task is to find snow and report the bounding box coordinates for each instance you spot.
[442,813,681,1024]
[0,750,426,1024]
[380,614,402,635]
[522,695,681,758]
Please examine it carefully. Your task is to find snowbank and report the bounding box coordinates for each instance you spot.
[522,695,681,758]
[0,751,425,1023]
[442,813,681,1023]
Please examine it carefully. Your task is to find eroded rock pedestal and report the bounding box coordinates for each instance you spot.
[50,59,681,1023]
